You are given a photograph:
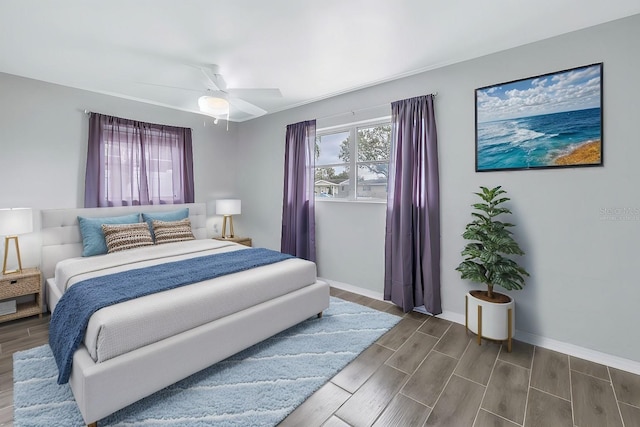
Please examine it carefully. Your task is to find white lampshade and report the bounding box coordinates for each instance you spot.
[0,208,33,236]
[216,199,241,216]
[198,95,230,116]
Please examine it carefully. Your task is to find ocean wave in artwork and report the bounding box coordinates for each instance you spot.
[476,107,601,170]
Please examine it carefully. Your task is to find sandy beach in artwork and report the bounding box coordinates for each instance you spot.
[554,140,601,165]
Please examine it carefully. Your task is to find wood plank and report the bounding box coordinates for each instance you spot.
[333,291,371,306]
[385,331,438,374]
[0,314,48,334]
[376,317,423,351]
[481,360,529,425]
[331,343,394,393]
[0,331,48,355]
[279,382,351,427]
[433,323,471,359]
[334,364,407,427]
[570,356,609,380]
[0,354,12,377]
[329,288,346,298]
[0,404,13,426]
[404,310,430,324]
[27,321,50,336]
[571,370,623,427]
[524,388,573,427]
[454,339,500,386]
[401,350,458,407]
[424,374,485,427]
[530,347,571,400]
[384,304,406,317]
[619,402,640,427]
[365,299,395,313]
[418,316,452,338]
[0,388,12,411]
[0,326,31,347]
[473,409,520,427]
[0,371,12,393]
[321,415,351,427]
[609,367,640,407]
[372,393,430,427]
[497,339,533,369]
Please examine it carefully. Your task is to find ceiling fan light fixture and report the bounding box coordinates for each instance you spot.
[198,95,229,116]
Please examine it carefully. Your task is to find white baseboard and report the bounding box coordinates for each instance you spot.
[323,278,640,376]
[322,278,384,300]
[512,330,640,375]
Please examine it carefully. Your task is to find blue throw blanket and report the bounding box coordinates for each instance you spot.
[49,248,293,384]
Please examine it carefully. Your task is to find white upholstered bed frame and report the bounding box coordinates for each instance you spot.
[40,203,330,426]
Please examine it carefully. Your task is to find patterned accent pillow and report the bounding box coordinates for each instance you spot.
[101,222,154,253]
[141,208,189,241]
[152,218,195,245]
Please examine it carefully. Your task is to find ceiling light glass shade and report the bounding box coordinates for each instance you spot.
[198,95,230,116]
[215,199,241,216]
[0,208,33,236]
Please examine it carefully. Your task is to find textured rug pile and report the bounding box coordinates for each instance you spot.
[13,297,400,427]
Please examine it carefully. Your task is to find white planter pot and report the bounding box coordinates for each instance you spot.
[465,291,514,351]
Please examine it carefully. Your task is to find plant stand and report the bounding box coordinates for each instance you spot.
[465,291,514,352]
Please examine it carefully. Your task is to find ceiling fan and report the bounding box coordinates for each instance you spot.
[196,64,282,121]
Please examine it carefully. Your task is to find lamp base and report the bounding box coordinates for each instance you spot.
[2,236,24,276]
[221,215,235,239]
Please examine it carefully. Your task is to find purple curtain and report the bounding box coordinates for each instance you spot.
[384,94,441,314]
[281,120,316,262]
[85,113,194,207]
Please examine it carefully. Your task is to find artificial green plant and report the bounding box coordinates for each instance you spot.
[456,186,529,299]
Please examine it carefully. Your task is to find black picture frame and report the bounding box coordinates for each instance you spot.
[475,63,603,172]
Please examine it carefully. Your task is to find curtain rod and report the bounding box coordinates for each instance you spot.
[81,109,199,130]
[315,92,438,122]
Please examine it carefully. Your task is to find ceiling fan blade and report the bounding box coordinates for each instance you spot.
[229,98,267,117]
[226,88,282,98]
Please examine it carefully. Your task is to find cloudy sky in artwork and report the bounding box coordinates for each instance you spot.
[476,64,601,123]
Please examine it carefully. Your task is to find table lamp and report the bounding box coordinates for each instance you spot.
[0,208,33,275]
[215,199,241,238]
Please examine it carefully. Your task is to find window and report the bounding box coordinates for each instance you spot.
[85,113,194,208]
[314,120,391,202]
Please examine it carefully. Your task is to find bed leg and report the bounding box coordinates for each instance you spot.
[88,423,98,427]
[317,312,323,318]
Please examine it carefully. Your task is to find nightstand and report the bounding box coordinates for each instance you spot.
[0,267,43,323]
[213,236,252,247]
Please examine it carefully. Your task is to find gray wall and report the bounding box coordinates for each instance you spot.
[237,15,640,363]
[0,73,239,267]
[1,15,637,365]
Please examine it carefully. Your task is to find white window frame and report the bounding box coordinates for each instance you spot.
[315,116,391,203]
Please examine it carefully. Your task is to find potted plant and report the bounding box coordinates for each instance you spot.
[455,186,529,351]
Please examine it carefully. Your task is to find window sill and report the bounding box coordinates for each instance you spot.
[315,198,386,205]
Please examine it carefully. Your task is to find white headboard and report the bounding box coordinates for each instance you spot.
[40,203,207,280]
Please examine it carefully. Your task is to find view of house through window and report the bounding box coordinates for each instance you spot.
[314,121,391,201]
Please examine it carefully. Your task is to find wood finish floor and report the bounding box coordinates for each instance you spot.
[1,288,639,426]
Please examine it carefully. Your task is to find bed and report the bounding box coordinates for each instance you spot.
[40,203,330,427]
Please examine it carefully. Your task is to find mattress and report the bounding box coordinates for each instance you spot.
[52,240,317,363]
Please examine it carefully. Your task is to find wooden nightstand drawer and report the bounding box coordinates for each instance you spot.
[0,271,40,299]
[0,268,43,323]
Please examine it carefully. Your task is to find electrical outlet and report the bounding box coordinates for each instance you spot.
[213,224,219,233]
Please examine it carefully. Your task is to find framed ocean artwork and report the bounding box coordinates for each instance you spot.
[475,63,603,172]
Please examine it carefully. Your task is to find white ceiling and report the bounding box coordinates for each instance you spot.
[1,1,638,122]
